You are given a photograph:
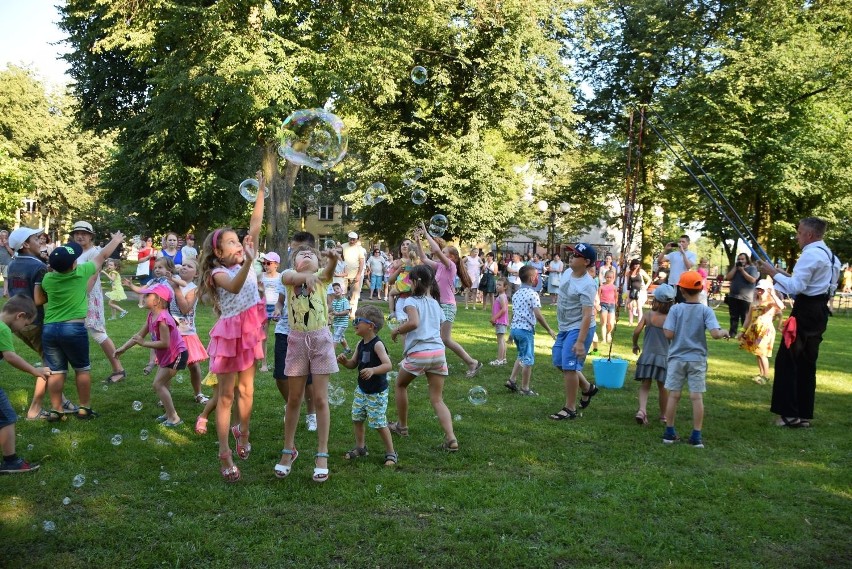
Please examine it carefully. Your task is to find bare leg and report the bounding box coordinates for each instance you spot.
[74,371,92,408]
[664,389,682,429]
[47,373,66,411]
[279,376,306,469]
[690,392,704,431]
[235,366,255,448]
[637,379,651,416]
[426,372,456,445]
[26,377,49,418]
[562,370,579,411]
[377,426,395,460]
[215,372,237,465]
[310,374,330,472]
[97,338,124,375]
[520,364,533,392]
[440,321,477,370]
[496,333,506,361]
[188,362,203,397]
[393,370,415,428]
[153,369,179,423]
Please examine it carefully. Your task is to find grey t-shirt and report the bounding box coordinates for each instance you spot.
[556,272,598,332]
[728,264,760,302]
[664,302,721,362]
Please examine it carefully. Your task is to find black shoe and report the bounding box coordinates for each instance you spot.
[579,385,599,409]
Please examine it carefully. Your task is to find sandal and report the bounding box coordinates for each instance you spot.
[384,452,398,466]
[219,451,241,483]
[45,409,65,423]
[76,407,98,420]
[464,361,483,378]
[519,388,538,396]
[343,446,368,460]
[162,419,184,428]
[549,407,577,421]
[635,410,648,426]
[505,379,519,392]
[440,439,459,452]
[194,416,208,435]
[579,385,599,409]
[104,369,126,384]
[776,416,802,428]
[798,420,812,428]
[313,452,330,483]
[142,363,156,376]
[61,399,79,414]
[274,448,298,478]
[26,409,52,421]
[388,421,409,437]
[232,425,251,460]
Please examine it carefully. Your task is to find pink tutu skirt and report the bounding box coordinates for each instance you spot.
[207,302,267,374]
[183,334,209,365]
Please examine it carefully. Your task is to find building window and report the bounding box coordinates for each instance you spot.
[291,206,303,218]
[319,205,334,221]
[341,203,352,220]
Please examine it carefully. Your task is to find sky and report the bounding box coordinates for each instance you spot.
[0,0,71,86]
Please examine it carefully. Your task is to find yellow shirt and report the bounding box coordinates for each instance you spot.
[282,269,331,332]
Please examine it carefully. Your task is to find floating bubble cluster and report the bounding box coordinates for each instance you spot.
[402,167,423,187]
[139,429,149,441]
[328,384,346,407]
[313,183,323,192]
[278,109,348,171]
[132,401,143,411]
[72,474,85,488]
[110,435,123,446]
[323,239,337,250]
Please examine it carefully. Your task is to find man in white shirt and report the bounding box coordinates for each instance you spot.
[341,231,366,317]
[760,217,841,429]
[657,234,697,302]
[181,233,198,261]
[506,252,524,298]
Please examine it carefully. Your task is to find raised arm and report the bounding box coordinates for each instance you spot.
[420,223,451,268]
[94,232,126,270]
[248,171,265,246]
[410,228,437,269]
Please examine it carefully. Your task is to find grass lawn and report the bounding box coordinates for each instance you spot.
[1,293,850,568]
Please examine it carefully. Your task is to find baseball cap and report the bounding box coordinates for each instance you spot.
[70,221,94,235]
[8,227,44,251]
[348,231,358,239]
[755,280,773,291]
[653,284,676,302]
[263,252,281,263]
[139,283,173,303]
[48,242,83,272]
[677,270,704,290]
[568,243,597,263]
[185,233,195,240]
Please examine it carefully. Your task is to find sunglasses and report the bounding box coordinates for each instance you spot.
[353,317,375,327]
[261,261,272,265]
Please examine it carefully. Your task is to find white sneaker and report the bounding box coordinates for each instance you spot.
[306,413,317,432]
[195,393,210,404]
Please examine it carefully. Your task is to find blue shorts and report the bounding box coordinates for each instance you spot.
[510,328,535,367]
[42,322,91,373]
[600,303,616,313]
[351,386,389,429]
[0,387,17,429]
[265,304,276,320]
[370,274,383,290]
[552,328,595,371]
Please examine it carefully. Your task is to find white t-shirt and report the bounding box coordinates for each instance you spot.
[342,242,366,279]
[665,250,698,286]
[507,261,524,285]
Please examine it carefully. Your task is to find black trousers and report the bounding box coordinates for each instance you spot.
[727,297,750,335]
[770,294,828,419]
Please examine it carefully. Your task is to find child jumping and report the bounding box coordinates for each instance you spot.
[505,266,556,396]
[275,245,339,482]
[631,284,675,425]
[489,278,509,366]
[337,305,397,466]
[387,264,459,451]
[102,259,128,319]
[662,271,730,448]
[115,284,188,427]
[0,295,50,473]
[739,280,784,385]
[197,172,266,482]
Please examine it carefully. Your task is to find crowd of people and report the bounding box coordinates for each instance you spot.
[0,212,843,477]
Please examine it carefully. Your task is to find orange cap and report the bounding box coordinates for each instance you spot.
[677,270,704,290]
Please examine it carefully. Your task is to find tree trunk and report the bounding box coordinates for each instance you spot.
[263,144,300,256]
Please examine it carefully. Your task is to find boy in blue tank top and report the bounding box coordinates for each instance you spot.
[337,305,397,466]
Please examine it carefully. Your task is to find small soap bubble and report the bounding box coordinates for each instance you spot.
[410,189,427,205]
[549,116,563,130]
[72,474,86,488]
[402,167,423,186]
[346,180,357,191]
[411,65,428,85]
[42,520,56,532]
[512,92,528,108]
[71,440,78,449]
[27,444,34,451]
[238,178,269,203]
[40,480,46,486]
[132,401,143,411]
[33,361,42,367]
[278,109,348,171]
[139,429,149,441]
[93,479,99,485]
[168,511,174,518]
[328,384,346,407]
[51,428,60,435]
[323,239,337,251]
[110,435,123,446]
[364,182,388,206]
[386,314,399,330]
[428,214,449,237]
[175,373,185,384]
[454,414,462,422]
[375,484,382,494]
[467,385,488,405]
[159,471,171,481]
[62,497,71,506]
[102,384,109,391]
[387,371,398,383]
[313,183,323,192]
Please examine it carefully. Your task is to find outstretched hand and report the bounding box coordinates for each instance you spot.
[242,235,256,263]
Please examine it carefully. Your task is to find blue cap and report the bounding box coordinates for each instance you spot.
[569,243,597,263]
[48,242,83,273]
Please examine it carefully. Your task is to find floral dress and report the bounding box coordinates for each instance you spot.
[739,305,777,358]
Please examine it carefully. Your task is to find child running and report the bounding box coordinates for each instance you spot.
[505,266,556,396]
[197,173,266,482]
[738,280,784,385]
[662,271,730,448]
[102,259,128,319]
[115,284,187,427]
[387,264,458,451]
[275,245,339,482]
[631,284,675,425]
[489,278,510,366]
[0,295,50,473]
[337,305,397,466]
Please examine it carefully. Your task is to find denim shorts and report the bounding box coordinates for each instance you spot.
[42,322,91,373]
[600,302,616,313]
[510,328,535,367]
[552,327,595,371]
[494,324,507,335]
[370,274,383,290]
[0,387,17,429]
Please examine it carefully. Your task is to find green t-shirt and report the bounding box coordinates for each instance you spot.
[0,320,13,360]
[41,262,97,324]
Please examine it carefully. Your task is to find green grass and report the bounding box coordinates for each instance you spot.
[1,297,850,568]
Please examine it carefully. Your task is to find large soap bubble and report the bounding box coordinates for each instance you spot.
[239,179,268,203]
[278,109,348,171]
[402,167,423,187]
[428,214,449,237]
[411,189,427,205]
[364,182,388,206]
[346,181,357,191]
[411,66,428,85]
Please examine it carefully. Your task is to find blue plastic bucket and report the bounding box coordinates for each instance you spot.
[592,358,629,389]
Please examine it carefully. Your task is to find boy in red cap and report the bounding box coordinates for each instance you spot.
[661,271,730,447]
